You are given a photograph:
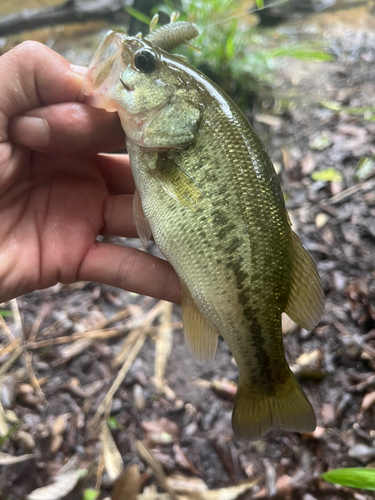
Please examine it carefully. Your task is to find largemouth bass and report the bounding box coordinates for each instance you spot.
[82,21,324,440]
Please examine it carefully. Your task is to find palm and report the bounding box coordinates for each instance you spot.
[1,150,108,299]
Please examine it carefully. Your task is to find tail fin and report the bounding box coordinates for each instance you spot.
[232,370,316,440]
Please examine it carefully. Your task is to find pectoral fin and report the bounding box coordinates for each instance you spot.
[151,155,203,210]
[181,283,218,362]
[133,188,152,246]
[285,231,324,331]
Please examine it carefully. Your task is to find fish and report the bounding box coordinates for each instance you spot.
[82,19,325,440]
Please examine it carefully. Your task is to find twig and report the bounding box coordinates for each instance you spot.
[95,444,106,492]
[135,439,177,500]
[113,328,144,368]
[91,331,147,426]
[0,315,14,342]
[0,400,8,437]
[0,339,21,358]
[52,338,94,367]
[328,178,375,205]
[28,322,181,351]
[28,327,129,349]
[37,306,130,340]
[87,307,130,331]
[24,351,45,399]
[0,345,24,376]
[10,299,22,340]
[113,301,171,367]
[29,303,50,343]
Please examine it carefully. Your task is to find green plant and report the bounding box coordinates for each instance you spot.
[82,489,99,500]
[154,0,331,109]
[0,422,21,447]
[127,0,333,110]
[321,467,375,491]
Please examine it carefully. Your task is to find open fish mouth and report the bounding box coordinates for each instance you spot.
[120,76,133,91]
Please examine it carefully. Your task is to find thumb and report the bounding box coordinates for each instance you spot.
[9,103,125,154]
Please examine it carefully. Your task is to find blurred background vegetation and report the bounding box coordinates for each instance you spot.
[126,0,333,111]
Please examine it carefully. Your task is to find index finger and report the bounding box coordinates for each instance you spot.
[0,41,84,122]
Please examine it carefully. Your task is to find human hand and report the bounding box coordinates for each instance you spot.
[0,41,180,303]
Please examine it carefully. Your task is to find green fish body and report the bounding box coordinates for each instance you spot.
[83,22,324,440]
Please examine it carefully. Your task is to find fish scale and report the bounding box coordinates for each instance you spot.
[131,95,291,385]
[83,20,325,440]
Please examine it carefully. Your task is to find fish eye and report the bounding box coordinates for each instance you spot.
[134,49,156,73]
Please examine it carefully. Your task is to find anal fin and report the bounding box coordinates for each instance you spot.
[285,230,325,331]
[181,283,218,362]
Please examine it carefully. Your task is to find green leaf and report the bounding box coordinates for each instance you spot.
[107,416,124,430]
[108,416,118,429]
[0,310,12,317]
[269,46,333,61]
[355,157,375,180]
[82,489,99,500]
[320,100,342,112]
[311,168,342,183]
[255,0,264,8]
[0,422,21,447]
[321,468,375,491]
[309,132,333,151]
[125,6,152,25]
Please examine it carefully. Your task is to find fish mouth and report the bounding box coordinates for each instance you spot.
[120,76,133,91]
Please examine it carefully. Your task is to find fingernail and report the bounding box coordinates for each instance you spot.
[11,116,50,149]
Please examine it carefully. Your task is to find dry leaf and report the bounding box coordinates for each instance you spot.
[111,464,141,500]
[154,302,173,393]
[137,477,259,500]
[295,349,322,367]
[315,213,329,229]
[101,421,123,483]
[172,444,199,475]
[142,418,179,438]
[16,430,35,450]
[50,413,70,453]
[211,379,237,400]
[361,390,375,411]
[27,469,87,500]
[142,417,179,446]
[196,478,260,500]
[133,383,146,411]
[137,494,170,500]
[135,439,177,500]
[166,473,208,493]
[0,399,8,437]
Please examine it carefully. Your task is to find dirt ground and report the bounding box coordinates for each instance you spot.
[1,2,375,500]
